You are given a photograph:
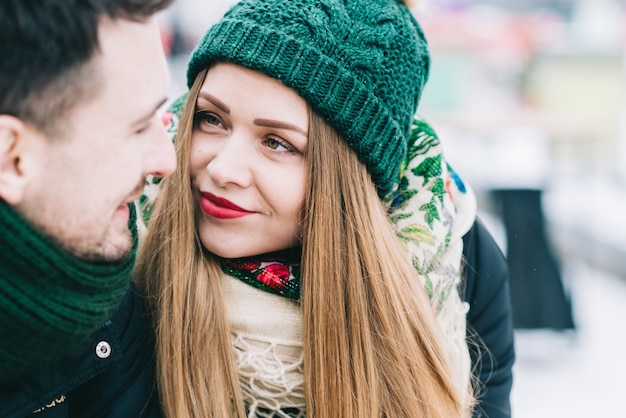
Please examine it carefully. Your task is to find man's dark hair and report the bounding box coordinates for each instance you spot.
[0,0,174,136]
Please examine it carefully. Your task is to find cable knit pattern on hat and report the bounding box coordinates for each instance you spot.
[186,0,430,197]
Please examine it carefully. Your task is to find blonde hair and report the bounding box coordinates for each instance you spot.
[136,68,473,417]
[136,68,246,417]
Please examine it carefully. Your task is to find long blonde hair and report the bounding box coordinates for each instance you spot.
[136,68,473,417]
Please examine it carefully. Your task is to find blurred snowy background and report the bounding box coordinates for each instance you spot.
[157,0,626,416]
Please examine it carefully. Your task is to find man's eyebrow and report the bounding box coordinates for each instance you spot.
[254,118,307,137]
[197,92,230,114]
[133,97,168,126]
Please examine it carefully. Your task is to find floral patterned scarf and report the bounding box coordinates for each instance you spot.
[219,249,302,301]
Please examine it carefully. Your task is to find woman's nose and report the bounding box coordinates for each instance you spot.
[206,133,253,188]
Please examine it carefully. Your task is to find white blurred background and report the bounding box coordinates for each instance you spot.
[157,1,626,416]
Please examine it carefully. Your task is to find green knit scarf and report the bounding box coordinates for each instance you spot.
[0,200,137,381]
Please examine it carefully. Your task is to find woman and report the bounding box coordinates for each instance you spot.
[137,0,482,416]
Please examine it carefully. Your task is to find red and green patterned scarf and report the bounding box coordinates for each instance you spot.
[219,249,301,301]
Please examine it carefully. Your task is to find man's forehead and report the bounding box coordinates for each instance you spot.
[94,17,169,124]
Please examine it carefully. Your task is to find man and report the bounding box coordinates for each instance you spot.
[0,0,175,415]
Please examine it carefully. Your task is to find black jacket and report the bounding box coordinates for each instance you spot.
[0,283,161,418]
[463,218,515,418]
[1,219,513,418]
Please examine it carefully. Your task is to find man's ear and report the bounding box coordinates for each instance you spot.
[0,115,28,205]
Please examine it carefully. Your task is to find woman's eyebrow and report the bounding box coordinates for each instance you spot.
[254,118,307,136]
[197,92,230,114]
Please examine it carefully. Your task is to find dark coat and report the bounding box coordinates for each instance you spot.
[463,218,516,418]
[0,283,161,418]
[1,219,513,418]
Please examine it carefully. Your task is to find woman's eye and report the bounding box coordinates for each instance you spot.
[266,138,284,150]
[193,111,222,129]
[265,137,296,154]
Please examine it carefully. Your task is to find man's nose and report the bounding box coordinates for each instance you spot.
[144,117,177,179]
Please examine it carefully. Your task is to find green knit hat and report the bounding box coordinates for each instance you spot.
[187,0,430,197]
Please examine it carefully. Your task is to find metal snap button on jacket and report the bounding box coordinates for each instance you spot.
[95,341,112,359]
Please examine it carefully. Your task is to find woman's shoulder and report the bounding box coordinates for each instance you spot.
[461,218,515,418]
[462,218,509,307]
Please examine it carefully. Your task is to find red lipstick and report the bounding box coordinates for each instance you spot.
[200,192,253,219]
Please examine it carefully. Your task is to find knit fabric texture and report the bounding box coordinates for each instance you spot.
[0,201,137,382]
[186,0,430,197]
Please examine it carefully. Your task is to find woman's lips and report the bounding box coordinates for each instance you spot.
[200,192,254,219]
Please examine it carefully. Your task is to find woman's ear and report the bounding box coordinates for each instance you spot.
[0,115,28,205]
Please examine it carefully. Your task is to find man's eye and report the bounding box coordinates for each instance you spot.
[136,121,151,135]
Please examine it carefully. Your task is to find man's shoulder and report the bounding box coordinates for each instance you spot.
[0,286,158,418]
